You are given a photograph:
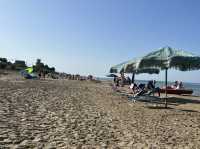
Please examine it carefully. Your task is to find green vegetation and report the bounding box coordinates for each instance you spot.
[33,59,55,74]
[0,57,56,74]
[14,60,27,70]
[0,58,26,70]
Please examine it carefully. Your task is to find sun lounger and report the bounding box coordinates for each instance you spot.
[130,89,162,103]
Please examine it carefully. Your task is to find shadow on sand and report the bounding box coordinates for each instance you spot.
[147,106,174,110]
[146,105,199,113]
[140,96,200,105]
[166,97,200,105]
[179,109,199,113]
[116,90,200,112]
[142,96,200,113]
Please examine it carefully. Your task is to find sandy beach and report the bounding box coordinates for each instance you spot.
[2,0,200,148]
[1,75,200,148]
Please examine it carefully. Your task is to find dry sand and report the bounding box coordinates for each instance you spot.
[0,75,200,148]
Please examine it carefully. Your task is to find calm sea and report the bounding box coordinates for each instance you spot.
[98,77,200,96]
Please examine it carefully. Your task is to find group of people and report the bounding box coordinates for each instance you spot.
[113,77,186,97]
[112,73,160,96]
[130,80,161,97]
[113,73,131,87]
[45,73,95,81]
[169,81,184,89]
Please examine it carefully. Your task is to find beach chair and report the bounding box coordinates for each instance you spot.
[129,88,162,104]
[20,70,38,79]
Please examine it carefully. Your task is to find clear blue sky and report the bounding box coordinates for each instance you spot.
[0,0,200,82]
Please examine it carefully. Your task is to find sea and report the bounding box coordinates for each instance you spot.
[97,77,200,97]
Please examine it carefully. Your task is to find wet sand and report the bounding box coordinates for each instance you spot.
[0,77,200,148]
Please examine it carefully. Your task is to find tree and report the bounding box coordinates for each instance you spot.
[0,58,7,63]
[44,64,49,74]
[0,58,8,69]
[36,59,41,65]
[6,62,15,70]
[49,67,55,73]
[14,60,27,70]
[32,59,56,75]
[34,59,44,72]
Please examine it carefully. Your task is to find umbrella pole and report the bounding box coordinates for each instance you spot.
[132,73,135,84]
[165,68,168,108]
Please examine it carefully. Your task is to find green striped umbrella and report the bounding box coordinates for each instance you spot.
[109,58,159,83]
[139,46,200,107]
[110,58,159,74]
[110,60,130,73]
[25,67,33,74]
[140,46,200,70]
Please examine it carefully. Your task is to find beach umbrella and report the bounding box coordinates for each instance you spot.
[123,58,160,74]
[110,60,130,73]
[109,58,160,83]
[25,67,33,74]
[139,46,200,107]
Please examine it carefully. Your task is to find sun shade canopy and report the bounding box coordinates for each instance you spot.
[139,46,200,71]
[110,58,159,74]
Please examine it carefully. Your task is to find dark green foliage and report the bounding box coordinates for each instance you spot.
[6,62,15,70]
[0,57,56,73]
[0,57,17,70]
[34,59,44,72]
[0,63,7,69]
[33,59,56,74]
[0,58,7,63]
[0,58,8,69]
[14,60,27,70]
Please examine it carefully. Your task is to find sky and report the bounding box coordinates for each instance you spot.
[0,0,200,83]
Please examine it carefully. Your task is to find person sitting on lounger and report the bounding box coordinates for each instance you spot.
[130,83,138,94]
[147,80,160,97]
[133,83,147,96]
[113,77,120,87]
[171,81,179,89]
[126,76,131,85]
[179,81,184,89]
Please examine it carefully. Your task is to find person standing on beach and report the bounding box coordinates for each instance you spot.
[120,72,125,87]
